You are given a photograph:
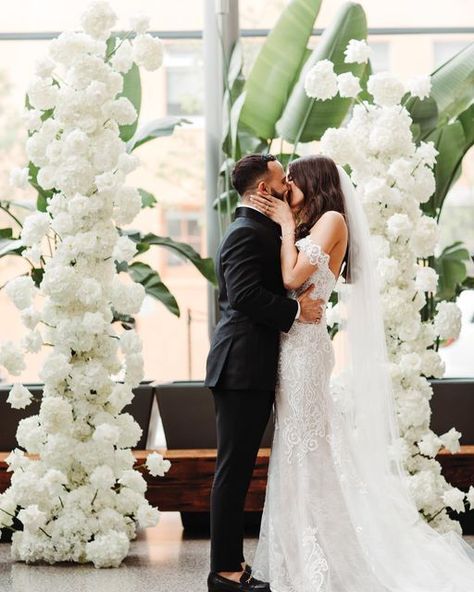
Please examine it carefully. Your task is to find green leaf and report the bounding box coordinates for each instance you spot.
[128,232,217,286]
[213,189,239,213]
[28,161,54,211]
[425,103,474,216]
[31,268,44,288]
[0,237,23,258]
[128,261,180,317]
[276,2,368,143]
[127,117,189,152]
[119,62,141,142]
[430,42,474,130]
[274,152,301,169]
[0,228,13,238]
[434,241,471,300]
[138,188,157,209]
[239,0,323,139]
[405,95,438,144]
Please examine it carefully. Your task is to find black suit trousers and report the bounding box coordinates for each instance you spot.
[210,387,274,572]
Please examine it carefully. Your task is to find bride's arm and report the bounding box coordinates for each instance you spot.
[250,193,345,290]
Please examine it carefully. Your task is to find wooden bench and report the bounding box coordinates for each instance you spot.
[0,447,472,512]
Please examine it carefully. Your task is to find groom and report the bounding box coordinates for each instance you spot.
[205,154,324,592]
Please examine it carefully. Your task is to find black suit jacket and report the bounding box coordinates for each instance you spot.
[205,207,298,391]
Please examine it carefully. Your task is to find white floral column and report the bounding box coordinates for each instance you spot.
[305,39,474,532]
[0,2,171,567]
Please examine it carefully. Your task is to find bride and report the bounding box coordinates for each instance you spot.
[248,155,474,592]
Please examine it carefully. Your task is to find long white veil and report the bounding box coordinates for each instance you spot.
[330,165,474,590]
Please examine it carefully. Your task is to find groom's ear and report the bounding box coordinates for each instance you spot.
[257,180,269,196]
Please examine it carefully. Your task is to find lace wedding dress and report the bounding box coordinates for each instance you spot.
[252,234,474,592]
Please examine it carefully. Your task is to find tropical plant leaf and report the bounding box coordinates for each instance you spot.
[138,188,157,208]
[128,261,180,316]
[425,103,474,216]
[430,41,474,131]
[213,189,240,213]
[239,0,323,139]
[127,117,189,152]
[127,232,217,286]
[406,95,438,144]
[276,2,368,143]
[118,62,141,142]
[28,162,54,211]
[434,241,471,300]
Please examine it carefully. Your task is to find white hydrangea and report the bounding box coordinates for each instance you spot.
[386,213,413,241]
[21,212,51,247]
[415,266,438,293]
[0,2,168,567]
[145,451,171,477]
[80,0,117,41]
[27,77,59,110]
[440,427,462,454]
[367,72,405,107]
[407,75,431,100]
[17,505,48,533]
[7,384,33,410]
[433,301,462,340]
[136,503,160,528]
[110,40,134,73]
[336,72,361,98]
[0,342,26,375]
[129,14,150,34]
[5,276,37,310]
[344,39,372,64]
[10,167,29,189]
[132,34,164,71]
[304,59,338,101]
[442,488,465,514]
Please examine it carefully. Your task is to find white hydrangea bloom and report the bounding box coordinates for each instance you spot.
[80,0,117,40]
[344,39,372,64]
[0,342,26,375]
[7,384,33,410]
[132,34,164,71]
[21,212,51,247]
[440,427,462,454]
[415,266,438,293]
[442,488,465,514]
[129,14,150,34]
[336,72,361,98]
[304,59,338,101]
[434,301,462,340]
[146,451,171,477]
[367,72,405,107]
[407,75,431,100]
[17,505,48,533]
[9,166,29,188]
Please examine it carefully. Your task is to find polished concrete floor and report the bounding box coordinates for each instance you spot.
[0,513,473,592]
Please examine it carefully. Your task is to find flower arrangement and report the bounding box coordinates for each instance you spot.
[0,1,172,567]
[304,39,473,533]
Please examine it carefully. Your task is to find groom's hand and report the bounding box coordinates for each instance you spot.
[297,284,324,324]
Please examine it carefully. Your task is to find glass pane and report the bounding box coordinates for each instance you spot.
[239,0,472,29]
[2,1,203,32]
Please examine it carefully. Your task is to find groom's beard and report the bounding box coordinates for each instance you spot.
[271,187,290,202]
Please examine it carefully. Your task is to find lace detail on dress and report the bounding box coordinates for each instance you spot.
[295,235,330,268]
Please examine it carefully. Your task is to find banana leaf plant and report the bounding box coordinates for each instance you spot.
[215,0,370,237]
[0,33,216,319]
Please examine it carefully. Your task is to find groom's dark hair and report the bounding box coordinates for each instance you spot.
[231,153,276,196]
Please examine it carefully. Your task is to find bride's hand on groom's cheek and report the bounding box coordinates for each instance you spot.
[249,192,293,227]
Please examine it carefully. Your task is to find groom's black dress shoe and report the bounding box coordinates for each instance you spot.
[207,571,271,591]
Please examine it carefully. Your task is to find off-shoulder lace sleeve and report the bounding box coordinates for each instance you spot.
[295,235,330,267]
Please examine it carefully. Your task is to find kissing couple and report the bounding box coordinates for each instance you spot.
[205,153,474,592]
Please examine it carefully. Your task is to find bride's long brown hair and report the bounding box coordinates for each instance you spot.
[288,154,350,280]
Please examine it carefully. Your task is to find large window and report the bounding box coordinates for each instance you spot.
[0,1,472,385]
